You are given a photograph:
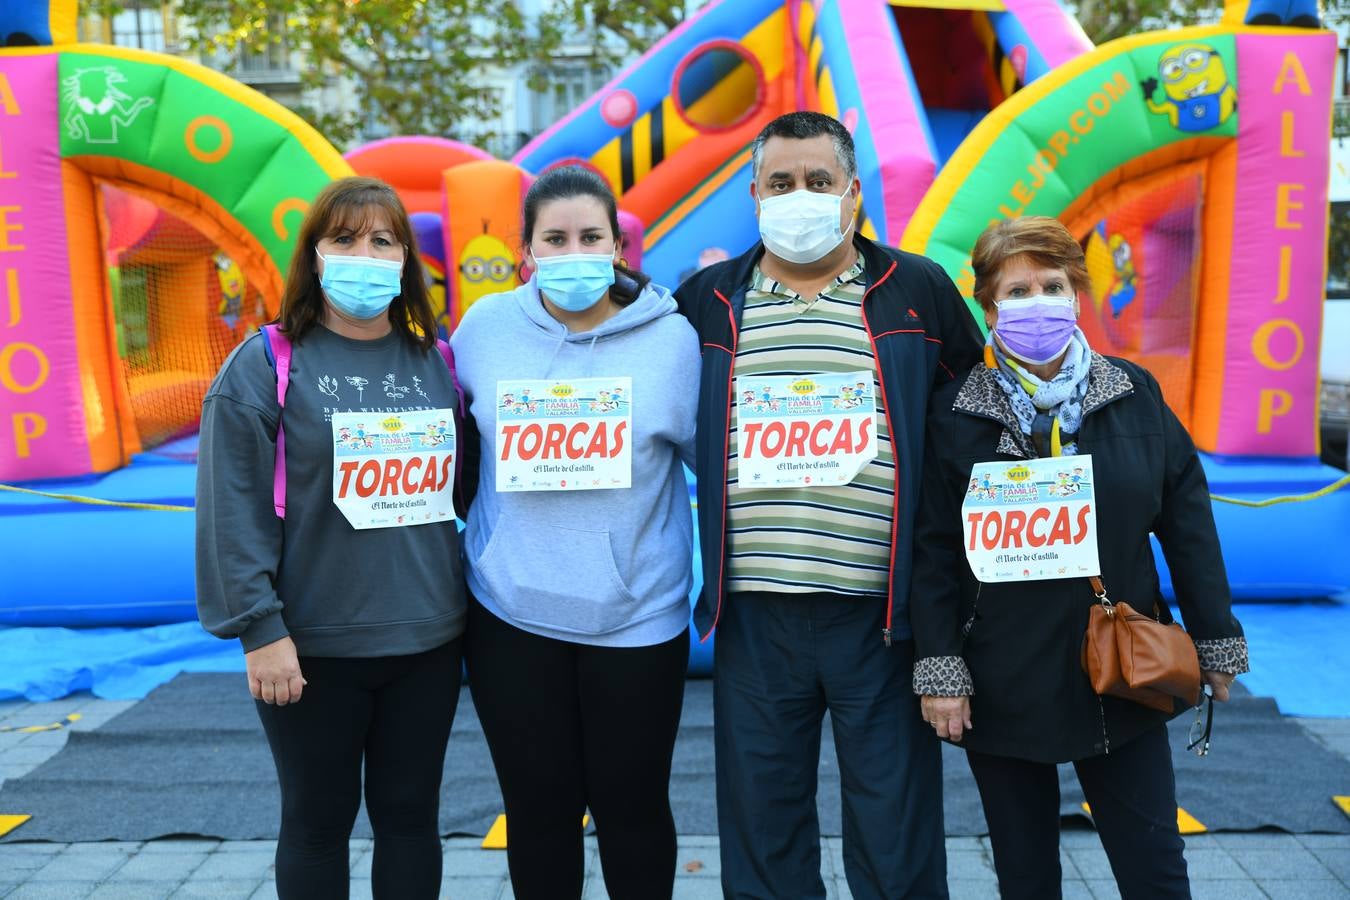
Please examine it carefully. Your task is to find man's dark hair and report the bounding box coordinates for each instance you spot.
[749,112,857,183]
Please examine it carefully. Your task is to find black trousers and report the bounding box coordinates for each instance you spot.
[714,591,948,900]
[466,598,689,900]
[254,638,462,900]
[965,723,1190,900]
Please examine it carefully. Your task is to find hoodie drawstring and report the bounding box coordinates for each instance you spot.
[541,330,567,379]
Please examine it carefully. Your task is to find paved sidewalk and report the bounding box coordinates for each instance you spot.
[1,693,1347,899]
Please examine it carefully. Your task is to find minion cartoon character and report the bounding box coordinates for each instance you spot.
[457,223,516,319]
[423,255,449,333]
[1107,234,1138,317]
[1140,43,1236,133]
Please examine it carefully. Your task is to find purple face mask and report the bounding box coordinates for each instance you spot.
[993,295,1077,365]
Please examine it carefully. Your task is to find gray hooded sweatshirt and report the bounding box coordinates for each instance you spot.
[451,277,699,647]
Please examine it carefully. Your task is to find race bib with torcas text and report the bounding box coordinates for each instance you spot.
[960,454,1100,582]
[735,371,877,487]
[331,409,456,530]
[495,377,633,491]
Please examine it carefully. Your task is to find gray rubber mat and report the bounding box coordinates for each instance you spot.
[1,674,1346,841]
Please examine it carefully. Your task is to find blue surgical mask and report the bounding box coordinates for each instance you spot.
[533,252,616,312]
[317,249,403,320]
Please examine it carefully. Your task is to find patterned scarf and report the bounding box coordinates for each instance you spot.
[988,329,1092,457]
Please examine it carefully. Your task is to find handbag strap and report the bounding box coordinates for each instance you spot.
[1088,575,1163,618]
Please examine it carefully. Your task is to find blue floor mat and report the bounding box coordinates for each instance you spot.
[1226,593,1350,717]
[0,622,242,702]
[3,595,1346,716]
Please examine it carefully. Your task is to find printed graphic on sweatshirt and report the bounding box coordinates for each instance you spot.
[495,377,632,491]
[331,409,457,530]
[313,370,426,409]
[734,371,877,488]
[961,454,1099,583]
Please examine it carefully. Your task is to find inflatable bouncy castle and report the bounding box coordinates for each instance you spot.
[510,0,1348,601]
[900,13,1348,598]
[0,4,353,623]
[512,0,1092,287]
[2,0,1346,639]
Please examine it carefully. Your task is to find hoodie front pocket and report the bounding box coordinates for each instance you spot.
[473,515,640,636]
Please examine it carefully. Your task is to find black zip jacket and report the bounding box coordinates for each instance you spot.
[674,236,982,643]
[910,355,1248,762]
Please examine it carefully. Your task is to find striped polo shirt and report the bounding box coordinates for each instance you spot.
[726,258,894,596]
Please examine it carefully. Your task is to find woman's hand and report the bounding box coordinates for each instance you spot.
[1201,670,1235,702]
[246,636,306,705]
[921,695,972,742]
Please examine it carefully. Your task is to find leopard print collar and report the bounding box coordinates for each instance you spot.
[953,353,1134,459]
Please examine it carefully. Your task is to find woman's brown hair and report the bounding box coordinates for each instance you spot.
[971,216,1092,314]
[522,165,650,305]
[277,176,437,350]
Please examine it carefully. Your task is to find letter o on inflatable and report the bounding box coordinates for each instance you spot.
[0,342,50,394]
[185,115,234,164]
[1252,318,1304,372]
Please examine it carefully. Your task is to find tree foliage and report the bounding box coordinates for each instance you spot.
[1071,0,1349,44]
[170,0,696,149]
[174,0,536,147]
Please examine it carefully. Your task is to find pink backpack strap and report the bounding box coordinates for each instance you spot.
[261,325,293,519]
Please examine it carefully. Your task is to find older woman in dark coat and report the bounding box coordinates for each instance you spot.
[910,216,1249,900]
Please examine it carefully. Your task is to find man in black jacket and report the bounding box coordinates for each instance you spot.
[674,112,981,899]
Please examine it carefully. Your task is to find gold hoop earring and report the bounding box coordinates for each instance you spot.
[618,257,629,269]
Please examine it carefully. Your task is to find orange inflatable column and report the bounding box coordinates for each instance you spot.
[443,160,533,327]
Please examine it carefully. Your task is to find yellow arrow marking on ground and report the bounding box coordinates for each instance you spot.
[481,813,592,850]
[1334,796,1350,819]
[0,815,32,838]
[1082,803,1207,834]
[0,713,81,734]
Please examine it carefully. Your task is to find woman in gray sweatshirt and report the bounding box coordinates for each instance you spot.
[196,177,467,900]
[452,166,699,900]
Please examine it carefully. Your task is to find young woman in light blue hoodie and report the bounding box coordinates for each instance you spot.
[450,166,700,900]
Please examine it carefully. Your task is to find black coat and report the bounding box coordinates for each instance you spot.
[910,353,1246,763]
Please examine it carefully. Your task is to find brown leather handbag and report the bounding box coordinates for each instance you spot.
[1081,576,1201,713]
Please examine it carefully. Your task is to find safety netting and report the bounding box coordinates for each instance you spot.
[1081,172,1203,428]
[101,184,266,451]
